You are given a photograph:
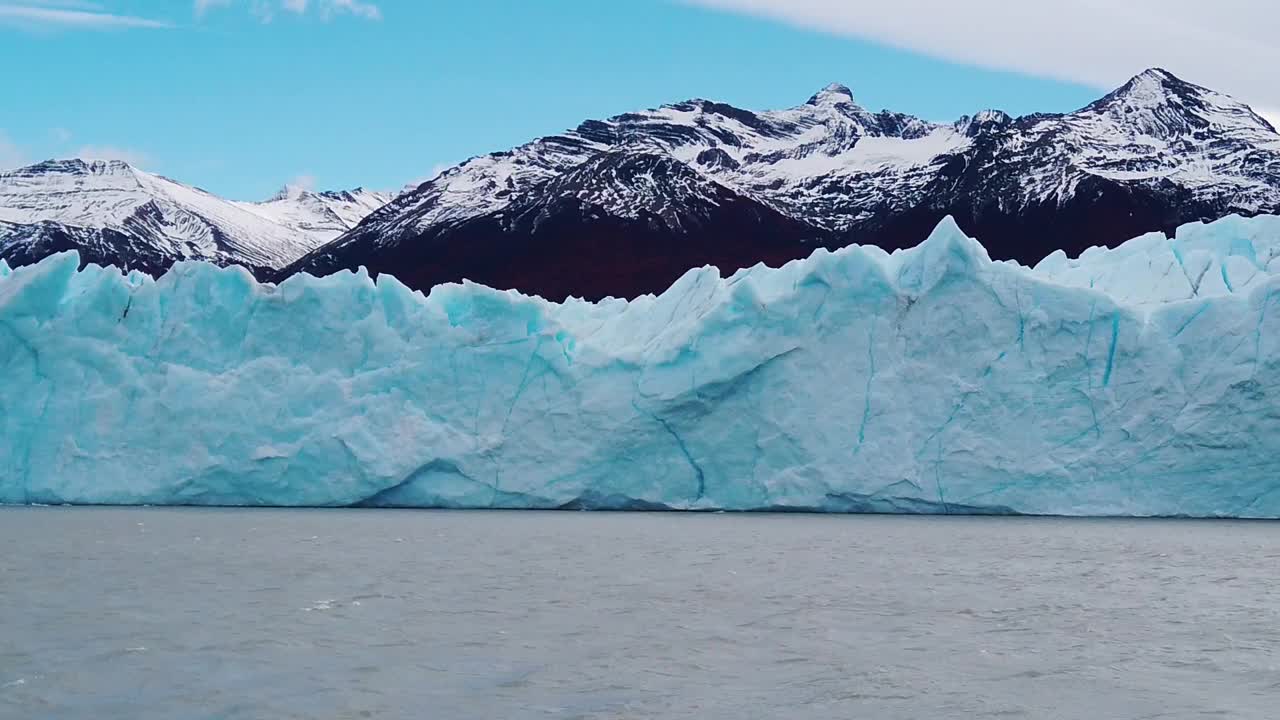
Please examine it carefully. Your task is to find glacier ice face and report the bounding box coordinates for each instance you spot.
[4,215,1280,516]
[1033,215,1280,306]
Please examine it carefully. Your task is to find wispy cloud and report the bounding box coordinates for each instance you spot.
[402,162,455,191]
[319,0,380,20]
[195,0,380,22]
[1260,108,1280,133]
[76,145,151,167]
[681,0,1280,117]
[287,173,316,190]
[0,1,171,29]
[0,130,26,170]
[194,0,225,15]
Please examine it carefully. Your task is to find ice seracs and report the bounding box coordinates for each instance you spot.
[1035,214,1280,306]
[4,214,1280,517]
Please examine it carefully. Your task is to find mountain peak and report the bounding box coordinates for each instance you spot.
[955,109,1013,136]
[10,158,138,177]
[807,82,856,107]
[1098,68,1202,110]
[1078,67,1278,138]
[268,183,313,202]
[1132,67,1178,83]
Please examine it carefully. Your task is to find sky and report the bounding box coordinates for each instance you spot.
[1,0,1276,200]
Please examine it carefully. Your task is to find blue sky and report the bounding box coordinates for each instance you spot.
[1,1,1275,199]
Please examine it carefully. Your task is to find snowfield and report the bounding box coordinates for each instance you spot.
[0,160,390,272]
[3,214,1280,516]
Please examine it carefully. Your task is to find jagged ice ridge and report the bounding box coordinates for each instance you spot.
[3,215,1280,516]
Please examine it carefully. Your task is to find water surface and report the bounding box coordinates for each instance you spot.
[1,509,1277,718]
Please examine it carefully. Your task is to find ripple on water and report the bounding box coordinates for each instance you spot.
[0,509,1277,720]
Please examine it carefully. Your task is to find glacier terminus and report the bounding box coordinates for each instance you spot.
[3,215,1280,517]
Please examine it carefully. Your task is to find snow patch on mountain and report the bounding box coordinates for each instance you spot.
[0,159,389,269]
[351,68,1280,249]
[1013,69,1280,205]
[239,186,391,242]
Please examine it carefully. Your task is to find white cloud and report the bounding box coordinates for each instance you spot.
[0,1,171,29]
[0,130,26,170]
[193,0,228,15]
[413,162,454,185]
[396,163,455,194]
[76,145,151,167]
[318,0,378,20]
[50,127,72,144]
[681,0,1280,118]
[1259,108,1280,132]
[15,0,103,8]
[195,0,380,22]
[288,173,316,190]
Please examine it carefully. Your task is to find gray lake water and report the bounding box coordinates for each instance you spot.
[1,509,1278,719]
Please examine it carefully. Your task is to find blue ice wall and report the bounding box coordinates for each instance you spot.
[4,216,1280,516]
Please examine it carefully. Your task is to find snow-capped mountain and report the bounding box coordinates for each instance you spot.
[288,68,1280,300]
[0,159,389,276]
[242,184,392,240]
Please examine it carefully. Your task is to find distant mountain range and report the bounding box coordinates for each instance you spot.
[4,69,1280,299]
[0,159,388,276]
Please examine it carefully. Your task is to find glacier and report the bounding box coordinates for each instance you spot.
[3,215,1280,517]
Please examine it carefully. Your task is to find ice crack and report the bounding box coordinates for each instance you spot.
[853,323,876,455]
